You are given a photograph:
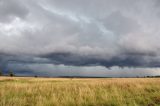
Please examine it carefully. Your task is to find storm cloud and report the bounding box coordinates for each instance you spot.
[0,0,160,76]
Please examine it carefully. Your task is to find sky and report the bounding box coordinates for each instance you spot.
[0,0,160,77]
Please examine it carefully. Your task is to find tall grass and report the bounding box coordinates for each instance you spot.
[0,77,160,106]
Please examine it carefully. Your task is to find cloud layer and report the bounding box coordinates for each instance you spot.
[0,0,160,76]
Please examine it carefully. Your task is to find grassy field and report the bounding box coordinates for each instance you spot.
[0,77,160,106]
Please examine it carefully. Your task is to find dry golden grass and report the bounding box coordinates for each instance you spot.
[0,77,160,106]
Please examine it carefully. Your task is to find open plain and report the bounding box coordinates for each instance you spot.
[0,77,160,106]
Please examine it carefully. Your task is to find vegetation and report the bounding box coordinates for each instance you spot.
[8,71,14,77]
[0,77,160,106]
[0,70,2,76]
[34,75,38,78]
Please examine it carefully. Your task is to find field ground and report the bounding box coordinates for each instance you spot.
[0,77,160,106]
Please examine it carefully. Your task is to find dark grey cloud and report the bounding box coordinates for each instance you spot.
[0,0,160,76]
[40,52,160,68]
[6,63,160,77]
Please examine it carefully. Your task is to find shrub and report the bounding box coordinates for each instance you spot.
[9,71,15,77]
[0,70,2,76]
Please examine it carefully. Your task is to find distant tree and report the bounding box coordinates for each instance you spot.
[34,75,38,78]
[0,70,2,76]
[9,71,14,77]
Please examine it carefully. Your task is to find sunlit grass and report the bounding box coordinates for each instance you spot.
[0,77,160,106]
